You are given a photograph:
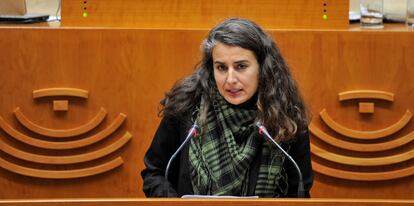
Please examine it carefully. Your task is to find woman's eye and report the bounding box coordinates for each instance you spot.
[216,65,226,71]
[237,64,247,70]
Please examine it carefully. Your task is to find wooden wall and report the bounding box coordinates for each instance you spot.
[0,26,413,199]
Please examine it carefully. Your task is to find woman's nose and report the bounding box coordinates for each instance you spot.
[226,68,238,84]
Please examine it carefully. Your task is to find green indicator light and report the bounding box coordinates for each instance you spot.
[83,11,88,18]
[322,14,328,20]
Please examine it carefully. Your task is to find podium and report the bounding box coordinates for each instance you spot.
[1,0,414,202]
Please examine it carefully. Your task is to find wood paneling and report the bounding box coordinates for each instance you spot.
[272,29,414,198]
[61,0,349,29]
[0,28,205,198]
[0,26,414,199]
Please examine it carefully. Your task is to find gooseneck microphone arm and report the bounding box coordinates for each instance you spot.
[163,123,198,196]
[256,122,305,198]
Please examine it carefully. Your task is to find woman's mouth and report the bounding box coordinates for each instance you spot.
[226,89,242,97]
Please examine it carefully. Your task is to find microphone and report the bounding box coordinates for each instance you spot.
[255,122,305,198]
[163,122,198,196]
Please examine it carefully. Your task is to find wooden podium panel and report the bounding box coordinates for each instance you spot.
[61,0,349,29]
[0,25,414,200]
[272,28,414,198]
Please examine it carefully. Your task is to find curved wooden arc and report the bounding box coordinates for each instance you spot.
[0,114,126,150]
[309,123,414,152]
[0,132,132,164]
[310,143,414,166]
[320,109,412,139]
[0,157,123,179]
[312,161,414,181]
[33,88,89,99]
[338,90,394,102]
[14,107,107,138]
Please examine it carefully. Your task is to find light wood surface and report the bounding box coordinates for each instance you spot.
[61,0,349,29]
[0,26,414,199]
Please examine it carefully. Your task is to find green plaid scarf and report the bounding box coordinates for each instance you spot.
[189,91,288,197]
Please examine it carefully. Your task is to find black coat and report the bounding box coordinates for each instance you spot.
[141,114,314,197]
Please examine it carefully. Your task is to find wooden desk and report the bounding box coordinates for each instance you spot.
[60,0,348,29]
[0,198,414,206]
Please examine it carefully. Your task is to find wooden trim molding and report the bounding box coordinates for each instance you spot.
[309,123,414,152]
[358,102,374,114]
[53,100,69,112]
[310,143,414,166]
[0,157,123,179]
[33,88,89,99]
[0,132,132,164]
[13,107,107,138]
[312,161,414,181]
[319,109,412,139]
[338,90,394,102]
[0,198,413,206]
[0,114,126,150]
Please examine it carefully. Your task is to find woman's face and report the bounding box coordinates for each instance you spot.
[212,42,259,105]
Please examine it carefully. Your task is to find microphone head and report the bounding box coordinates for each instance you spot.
[191,123,199,137]
[255,122,267,136]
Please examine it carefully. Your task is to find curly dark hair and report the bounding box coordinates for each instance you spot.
[160,18,309,142]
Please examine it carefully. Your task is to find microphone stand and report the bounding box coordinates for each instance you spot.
[256,122,305,198]
[163,123,198,197]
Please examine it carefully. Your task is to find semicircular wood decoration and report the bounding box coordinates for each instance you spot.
[309,123,414,152]
[0,87,133,179]
[319,109,412,140]
[0,132,131,164]
[0,114,126,150]
[312,161,414,181]
[14,107,107,138]
[311,89,414,181]
[0,157,123,179]
[311,143,414,166]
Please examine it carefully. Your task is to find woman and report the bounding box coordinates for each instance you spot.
[141,18,313,198]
